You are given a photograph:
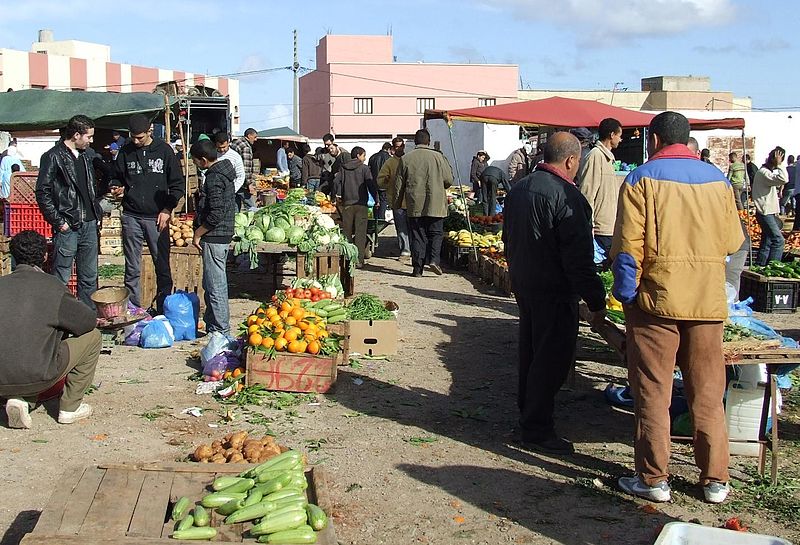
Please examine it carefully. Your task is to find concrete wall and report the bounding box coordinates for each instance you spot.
[517,88,751,111]
[32,39,110,63]
[518,89,650,110]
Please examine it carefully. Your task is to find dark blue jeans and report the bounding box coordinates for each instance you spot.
[755,213,784,266]
[122,213,172,311]
[52,221,98,309]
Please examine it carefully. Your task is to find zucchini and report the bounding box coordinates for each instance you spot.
[265,488,305,502]
[306,503,328,530]
[200,491,247,508]
[255,467,298,484]
[219,477,255,494]
[175,514,194,531]
[192,505,209,527]
[289,473,308,490]
[257,524,318,543]
[254,471,293,495]
[172,496,191,521]
[251,450,302,475]
[215,497,246,516]
[250,508,307,536]
[224,500,277,524]
[313,308,328,318]
[326,314,346,324]
[243,489,264,507]
[322,303,343,312]
[171,526,217,540]
[273,498,308,512]
[212,476,244,491]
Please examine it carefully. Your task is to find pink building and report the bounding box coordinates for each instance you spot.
[300,35,519,139]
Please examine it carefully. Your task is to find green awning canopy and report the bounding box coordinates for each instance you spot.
[0,89,177,131]
[256,126,307,142]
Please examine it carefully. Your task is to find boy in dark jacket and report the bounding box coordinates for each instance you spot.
[334,146,378,267]
[0,231,101,429]
[110,114,185,312]
[190,140,236,336]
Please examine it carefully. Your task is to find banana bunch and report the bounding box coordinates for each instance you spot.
[448,230,503,248]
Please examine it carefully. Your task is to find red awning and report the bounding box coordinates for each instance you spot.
[424,97,745,131]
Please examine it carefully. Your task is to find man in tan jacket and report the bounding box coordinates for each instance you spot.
[611,112,744,505]
[396,129,453,277]
[578,118,622,263]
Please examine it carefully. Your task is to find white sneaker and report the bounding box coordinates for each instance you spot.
[703,482,730,504]
[58,403,93,424]
[5,399,32,429]
[618,475,671,502]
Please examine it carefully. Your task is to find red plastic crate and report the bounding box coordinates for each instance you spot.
[3,202,52,238]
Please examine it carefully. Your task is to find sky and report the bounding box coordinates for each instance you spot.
[0,0,796,131]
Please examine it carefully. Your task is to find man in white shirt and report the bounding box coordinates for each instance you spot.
[213,132,246,193]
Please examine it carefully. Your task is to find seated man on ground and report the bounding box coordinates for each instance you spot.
[0,230,101,429]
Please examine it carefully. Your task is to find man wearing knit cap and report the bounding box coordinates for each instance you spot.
[110,114,185,312]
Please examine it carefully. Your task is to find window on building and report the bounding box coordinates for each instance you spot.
[416,98,435,114]
[31,85,46,89]
[354,98,373,115]
[478,98,496,107]
[71,87,85,92]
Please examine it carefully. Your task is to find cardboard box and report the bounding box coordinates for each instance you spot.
[347,318,398,356]
[246,348,342,393]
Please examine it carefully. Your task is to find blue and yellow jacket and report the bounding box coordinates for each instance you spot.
[610,144,744,321]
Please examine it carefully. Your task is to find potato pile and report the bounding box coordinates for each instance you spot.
[192,431,287,464]
[169,217,195,247]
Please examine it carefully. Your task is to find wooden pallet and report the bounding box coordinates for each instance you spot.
[21,463,336,544]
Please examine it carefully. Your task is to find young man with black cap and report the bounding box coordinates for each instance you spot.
[110,114,184,312]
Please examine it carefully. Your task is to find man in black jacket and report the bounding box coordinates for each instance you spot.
[368,142,392,220]
[479,165,509,217]
[502,132,606,454]
[1,231,100,429]
[334,146,378,267]
[189,140,236,336]
[35,115,103,308]
[110,114,184,311]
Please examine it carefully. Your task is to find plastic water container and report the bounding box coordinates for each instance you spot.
[726,378,765,456]
[654,522,791,545]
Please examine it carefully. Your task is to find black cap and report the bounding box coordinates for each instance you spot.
[128,114,151,134]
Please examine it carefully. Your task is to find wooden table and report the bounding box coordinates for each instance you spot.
[579,302,796,484]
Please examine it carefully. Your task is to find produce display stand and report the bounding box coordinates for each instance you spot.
[249,243,353,296]
[20,463,336,545]
[245,346,344,393]
[578,302,795,484]
[141,246,204,311]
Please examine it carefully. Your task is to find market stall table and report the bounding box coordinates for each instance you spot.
[579,302,794,484]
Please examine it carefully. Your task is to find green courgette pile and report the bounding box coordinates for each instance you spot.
[170,450,328,542]
[750,260,800,279]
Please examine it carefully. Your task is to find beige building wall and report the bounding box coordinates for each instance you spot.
[32,39,110,63]
[517,88,751,112]
[0,49,30,91]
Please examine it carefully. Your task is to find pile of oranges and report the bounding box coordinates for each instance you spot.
[244,298,330,355]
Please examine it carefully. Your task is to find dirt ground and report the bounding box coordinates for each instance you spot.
[1,231,799,545]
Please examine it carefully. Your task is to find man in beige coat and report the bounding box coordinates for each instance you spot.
[396,129,453,277]
[578,118,623,263]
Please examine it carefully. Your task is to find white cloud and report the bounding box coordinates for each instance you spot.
[474,0,736,44]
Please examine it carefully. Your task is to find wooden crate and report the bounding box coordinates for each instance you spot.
[141,246,204,310]
[0,234,10,254]
[296,250,340,279]
[246,348,342,393]
[21,463,336,545]
[1,253,11,277]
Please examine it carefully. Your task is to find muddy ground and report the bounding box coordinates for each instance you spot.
[1,231,798,545]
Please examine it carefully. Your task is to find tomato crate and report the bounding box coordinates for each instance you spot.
[20,463,337,545]
[740,270,799,313]
[245,347,344,393]
[3,202,51,238]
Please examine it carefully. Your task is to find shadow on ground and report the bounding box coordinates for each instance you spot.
[0,511,40,545]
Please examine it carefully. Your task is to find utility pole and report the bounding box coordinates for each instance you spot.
[293,29,299,132]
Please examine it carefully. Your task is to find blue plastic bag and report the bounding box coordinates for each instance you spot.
[164,291,198,341]
[140,318,174,348]
[593,239,606,264]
